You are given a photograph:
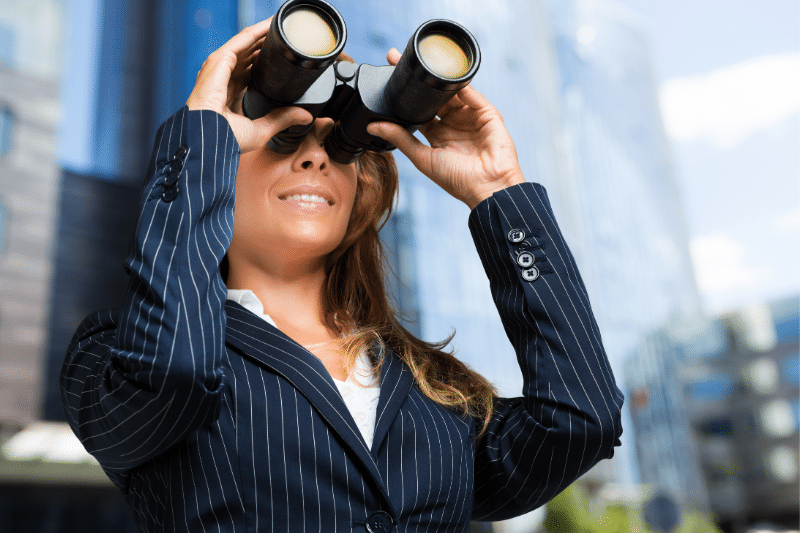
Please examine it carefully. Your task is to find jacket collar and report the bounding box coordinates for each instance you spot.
[223,300,414,511]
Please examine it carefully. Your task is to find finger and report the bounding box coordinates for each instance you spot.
[368,121,432,176]
[386,47,401,66]
[437,98,464,120]
[417,115,443,134]
[454,84,491,111]
[240,35,266,58]
[223,17,273,56]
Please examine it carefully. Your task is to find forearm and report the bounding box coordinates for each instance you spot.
[469,182,624,519]
[61,107,240,472]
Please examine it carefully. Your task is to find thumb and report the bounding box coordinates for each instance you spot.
[237,106,314,153]
[367,121,432,176]
[255,106,314,143]
[262,106,314,136]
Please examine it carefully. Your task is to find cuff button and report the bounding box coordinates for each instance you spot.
[516,252,535,268]
[521,266,540,282]
[164,171,179,186]
[507,229,525,243]
[175,146,187,159]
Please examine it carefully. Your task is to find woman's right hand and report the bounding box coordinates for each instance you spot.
[186,18,313,153]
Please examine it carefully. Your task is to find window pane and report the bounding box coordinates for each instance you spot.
[781,353,799,385]
[0,105,14,156]
[688,374,734,401]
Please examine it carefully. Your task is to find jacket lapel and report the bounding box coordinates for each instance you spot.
[371,347,414,457]
[223,300,397,513]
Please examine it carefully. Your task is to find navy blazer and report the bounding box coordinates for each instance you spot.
[61,107,623,533]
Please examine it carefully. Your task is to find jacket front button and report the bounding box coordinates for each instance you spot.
[365,510,394,532]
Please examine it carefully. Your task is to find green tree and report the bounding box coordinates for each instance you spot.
[544,484,596,533]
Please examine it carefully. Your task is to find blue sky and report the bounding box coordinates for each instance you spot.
[616,0,799,314]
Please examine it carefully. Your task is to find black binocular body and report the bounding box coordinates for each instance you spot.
[241,0,480,164]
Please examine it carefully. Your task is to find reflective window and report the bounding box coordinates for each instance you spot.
[0,199,6,254]
[781,352,799,385]
[688,374,734,402]
[0,105,14,156]
[772,297,800,343]
[698,418,734,437]
[0,23,14,66]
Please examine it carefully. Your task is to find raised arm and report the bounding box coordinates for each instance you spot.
[59,107,238,478]
[468,182,624,519]
[60,20,311,483]
[368,49,623,520]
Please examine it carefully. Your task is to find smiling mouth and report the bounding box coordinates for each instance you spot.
[280,193,333,206]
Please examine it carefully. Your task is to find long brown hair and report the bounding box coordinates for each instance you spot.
[324,149,497,438]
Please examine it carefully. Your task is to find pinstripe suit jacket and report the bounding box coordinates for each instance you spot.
[60,107,624,533]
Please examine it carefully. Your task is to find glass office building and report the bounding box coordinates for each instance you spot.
[544,0,705,486]
[625,296,800,528]
[0,0,64,430]
[544,0,702,365]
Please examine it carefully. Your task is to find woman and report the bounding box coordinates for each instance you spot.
[61,16,623,533]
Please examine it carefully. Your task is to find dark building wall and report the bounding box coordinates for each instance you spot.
[42,0,241,421]
[41,172,140,421]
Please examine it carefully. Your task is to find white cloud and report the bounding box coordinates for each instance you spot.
[659,53,800,148]
[689,233,765,295]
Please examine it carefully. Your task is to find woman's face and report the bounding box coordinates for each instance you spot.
[229,118,358,270]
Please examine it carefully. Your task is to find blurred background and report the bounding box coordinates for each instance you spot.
[0,0,797,531]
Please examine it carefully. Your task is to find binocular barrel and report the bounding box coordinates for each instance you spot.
[242,0,480,164]
[242,0,345,114]
[385,19,480,125]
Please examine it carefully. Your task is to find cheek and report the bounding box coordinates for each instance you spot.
[339,172,359,225]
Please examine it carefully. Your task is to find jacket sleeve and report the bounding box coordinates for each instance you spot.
[468,182,624,520]
[59,107,239,482]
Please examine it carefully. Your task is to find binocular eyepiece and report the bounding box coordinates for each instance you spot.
[241,0,480,164]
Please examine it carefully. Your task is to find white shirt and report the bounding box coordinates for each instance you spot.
[226,289,381,449]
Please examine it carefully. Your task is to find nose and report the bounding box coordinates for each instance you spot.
[291,118,334,172]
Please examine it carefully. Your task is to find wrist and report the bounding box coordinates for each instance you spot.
[464,170,526,210]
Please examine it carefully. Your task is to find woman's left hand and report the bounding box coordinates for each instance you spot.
[367,48,526,209]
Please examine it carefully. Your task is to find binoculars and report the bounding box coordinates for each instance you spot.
[241,0,481,164]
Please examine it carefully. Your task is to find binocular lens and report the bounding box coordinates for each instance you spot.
[282,7,338,57]
[418,33,471,79]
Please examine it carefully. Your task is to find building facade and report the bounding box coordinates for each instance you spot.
[626,295,799,532]
[543,0,703,485]
[0,0,63,435]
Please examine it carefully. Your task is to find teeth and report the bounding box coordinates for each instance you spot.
[286,194,328,204]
